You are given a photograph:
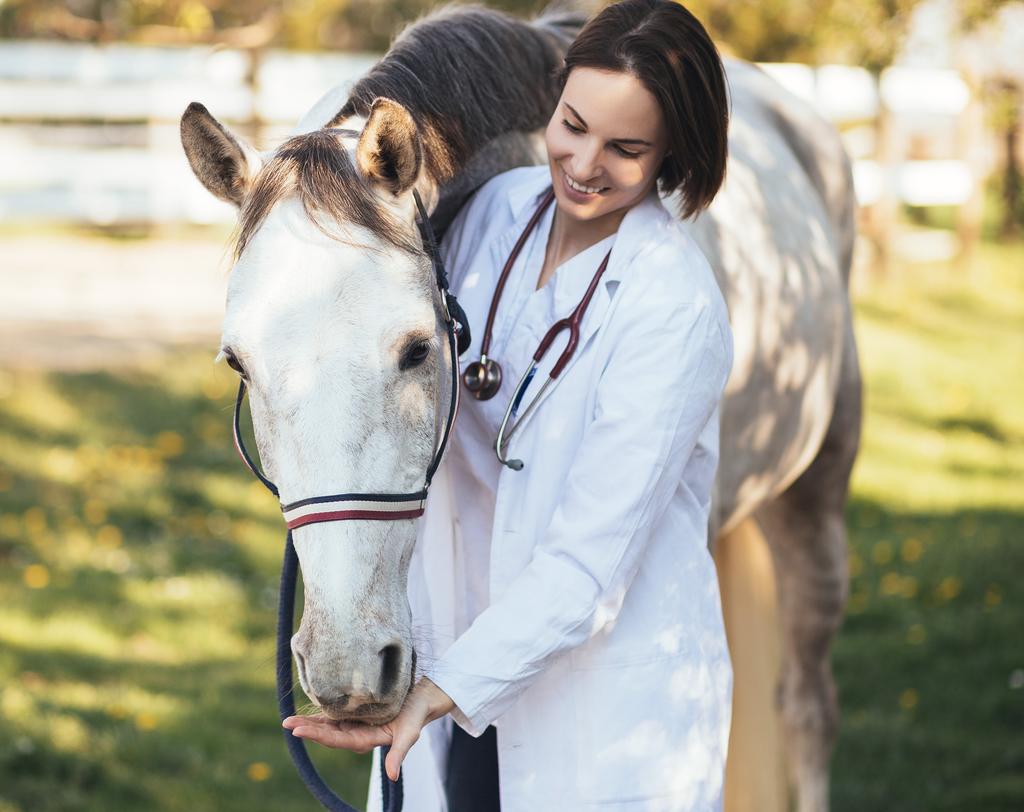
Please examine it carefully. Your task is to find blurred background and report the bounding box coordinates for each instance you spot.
[0,0,1020,810]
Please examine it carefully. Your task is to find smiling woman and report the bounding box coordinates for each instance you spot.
[413,7,733,808]
[538,0,728,291]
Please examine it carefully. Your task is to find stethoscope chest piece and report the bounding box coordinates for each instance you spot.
[462,356,502,400]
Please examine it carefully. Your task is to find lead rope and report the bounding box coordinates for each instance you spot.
[232,189,467,812]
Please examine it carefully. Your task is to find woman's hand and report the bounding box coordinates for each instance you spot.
[282,678,456,781]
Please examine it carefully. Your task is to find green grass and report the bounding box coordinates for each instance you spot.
[0,236,1021,810]
[833,236,1024,810]
[0,360,369,811]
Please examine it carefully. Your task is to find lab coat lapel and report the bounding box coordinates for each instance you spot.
[484,179,552,319]
[491,171,555,268]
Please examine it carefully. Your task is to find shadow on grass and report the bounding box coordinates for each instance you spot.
[933,415,1011,444]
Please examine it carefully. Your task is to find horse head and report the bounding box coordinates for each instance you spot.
[181,98,453,724]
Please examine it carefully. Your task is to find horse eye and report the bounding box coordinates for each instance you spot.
[224,349,246,377]
[400,341,431,371]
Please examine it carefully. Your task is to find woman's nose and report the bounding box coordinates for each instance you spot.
[570,138,603,183]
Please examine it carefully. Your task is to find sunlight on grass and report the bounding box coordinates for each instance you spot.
[0,329,371,811]
[850,239,1024,512]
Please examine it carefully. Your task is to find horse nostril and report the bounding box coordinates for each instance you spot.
[379,643,402,696]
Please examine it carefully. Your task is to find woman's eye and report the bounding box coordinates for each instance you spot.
[613,145,641,159]
[562,119,583,134]
[400,341,431,371]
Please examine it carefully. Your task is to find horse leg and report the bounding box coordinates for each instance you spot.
[754,322,862,812]
[754,494,846,812]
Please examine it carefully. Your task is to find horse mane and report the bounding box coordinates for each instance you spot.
[234,4,583,259]
[334,5,580,183]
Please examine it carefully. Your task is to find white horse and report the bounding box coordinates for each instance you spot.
[181,6,860,810]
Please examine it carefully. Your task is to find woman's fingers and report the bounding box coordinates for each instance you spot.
[282,714,331,730]
[279,677,450,767]
[384,715,422,782]
[282,716,392,753]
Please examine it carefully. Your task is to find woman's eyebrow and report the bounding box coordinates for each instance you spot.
[563,102,654,147]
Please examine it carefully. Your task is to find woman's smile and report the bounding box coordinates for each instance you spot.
[560,168,610,201]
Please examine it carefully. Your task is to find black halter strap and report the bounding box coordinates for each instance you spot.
[231,187,469,812]
[413,189,472,357]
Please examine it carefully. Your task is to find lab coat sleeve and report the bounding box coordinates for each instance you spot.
[426,280,733,735]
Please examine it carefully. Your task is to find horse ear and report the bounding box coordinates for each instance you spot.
[180,102,260,207]
[355,98,422,196]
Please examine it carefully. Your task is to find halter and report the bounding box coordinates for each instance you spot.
[232,188,470,812]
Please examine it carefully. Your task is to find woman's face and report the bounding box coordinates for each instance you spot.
[544,67,670,224]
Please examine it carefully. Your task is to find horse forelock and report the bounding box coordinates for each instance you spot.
[234,129,420,261]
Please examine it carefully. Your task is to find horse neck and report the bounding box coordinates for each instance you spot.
[331,7,579,187]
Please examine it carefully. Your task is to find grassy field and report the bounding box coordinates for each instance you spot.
[834,237,1024,810]
[0,235,1021,811]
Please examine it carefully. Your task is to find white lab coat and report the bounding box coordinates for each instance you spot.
[368,166,734,812]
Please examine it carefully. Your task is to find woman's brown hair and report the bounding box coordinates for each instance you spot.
[559,0,729,219]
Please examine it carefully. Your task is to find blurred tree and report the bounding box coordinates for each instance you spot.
[0,0,1015,62]
[960,1,1024,237]
[0,0,548,49]
[680,0,920,70]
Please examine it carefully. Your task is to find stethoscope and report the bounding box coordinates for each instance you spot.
[461,187,613,470]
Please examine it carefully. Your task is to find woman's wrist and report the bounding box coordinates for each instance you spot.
[418,676,456,722]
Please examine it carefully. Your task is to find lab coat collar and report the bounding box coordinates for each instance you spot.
[496,168,673,442]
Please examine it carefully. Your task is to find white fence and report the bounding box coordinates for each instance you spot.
[758,62,977,208]
[0,42,376,225]
[0,42,981,226]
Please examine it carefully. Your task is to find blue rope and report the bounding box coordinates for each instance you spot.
[277,532,403,811]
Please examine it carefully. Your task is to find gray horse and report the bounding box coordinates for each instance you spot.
[180,6,859,811]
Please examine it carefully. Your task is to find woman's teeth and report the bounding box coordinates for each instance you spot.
[565,172,605,195]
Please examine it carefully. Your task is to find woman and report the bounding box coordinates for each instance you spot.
[285,0,734,808]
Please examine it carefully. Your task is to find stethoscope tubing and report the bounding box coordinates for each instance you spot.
[478,189,557,359]
[490,215,613,469]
